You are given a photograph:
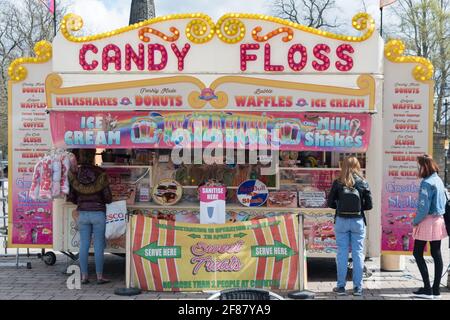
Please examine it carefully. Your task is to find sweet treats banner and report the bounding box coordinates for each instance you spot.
[49,111,371,152]
[130,214,299,291]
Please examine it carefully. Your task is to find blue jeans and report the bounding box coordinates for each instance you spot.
[78,211,106,276]
[335,216,366,289]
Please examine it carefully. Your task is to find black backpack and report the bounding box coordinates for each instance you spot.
[337,184,362,216]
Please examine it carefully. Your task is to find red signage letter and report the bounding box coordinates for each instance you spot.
[335,44,354,72]
[102,44,122,71]
[264,44,284,72]
[125,44,145,71]
[240,43,260,71]
[79,44,99,71]
[171,43,191,71]
[312,44,331,71]
[148,44,168,71]
[288,44,307,71]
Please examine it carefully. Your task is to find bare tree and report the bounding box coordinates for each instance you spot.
[272,0,341,30]
[0,0,67,155]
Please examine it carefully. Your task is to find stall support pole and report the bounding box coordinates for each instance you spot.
[114,214,141,296]
[126,214,131,289]
[288,214,315,299]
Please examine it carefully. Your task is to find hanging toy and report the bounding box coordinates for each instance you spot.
[60,152,71,195]
[38,156,53,200]
[29,160,43,200]
[51,154,62,197]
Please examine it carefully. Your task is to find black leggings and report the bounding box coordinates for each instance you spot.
[413,240,443,289]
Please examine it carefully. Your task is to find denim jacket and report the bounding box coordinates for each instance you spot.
[413,173,447,226]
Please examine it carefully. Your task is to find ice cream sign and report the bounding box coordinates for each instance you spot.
[53,13,381,75]
[60,115,121,146]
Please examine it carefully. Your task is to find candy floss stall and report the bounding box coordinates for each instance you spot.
[7,10,433,290]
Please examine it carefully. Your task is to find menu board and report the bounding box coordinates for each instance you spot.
[298,191,327,208]
[9,61,53,247]
[280,169,340,208]
[303,210,337,255]
[381,58,433,253]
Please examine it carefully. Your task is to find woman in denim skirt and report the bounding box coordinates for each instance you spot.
[412,154,448,299]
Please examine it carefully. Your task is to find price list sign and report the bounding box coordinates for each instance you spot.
[8,58,53,247]
[381,44,434,253]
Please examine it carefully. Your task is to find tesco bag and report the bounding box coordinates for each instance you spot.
[105,200,127,240]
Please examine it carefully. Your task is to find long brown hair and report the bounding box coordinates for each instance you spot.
[339,156,364,188]
[417,154,439,178]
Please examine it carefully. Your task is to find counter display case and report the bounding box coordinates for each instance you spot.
[53,149,367,258]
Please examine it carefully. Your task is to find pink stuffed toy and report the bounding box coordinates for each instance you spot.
[51,154,62,197]
[29,160,42,201]
[60,153,70,195]
[38,157,52,200]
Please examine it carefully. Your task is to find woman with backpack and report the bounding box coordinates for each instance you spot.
[411,154,447,299]
[328,156,373,296]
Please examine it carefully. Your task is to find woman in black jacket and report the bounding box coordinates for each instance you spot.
[327,156,373,297]
[68,149,112,285]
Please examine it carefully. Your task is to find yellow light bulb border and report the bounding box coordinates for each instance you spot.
[384,39,434,82]
[61,13,215,44]
[61,12,376,45]
[8,41,52,82]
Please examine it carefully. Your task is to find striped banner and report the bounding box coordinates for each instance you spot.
[130,214,299,291]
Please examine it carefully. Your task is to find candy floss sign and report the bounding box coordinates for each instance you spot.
[381,40,434,253]
[130,214,299,291]
[8,41,54,247]
[54,12,381,75]
[49,111,371,152]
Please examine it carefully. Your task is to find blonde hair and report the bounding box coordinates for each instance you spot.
[339,156,364,188]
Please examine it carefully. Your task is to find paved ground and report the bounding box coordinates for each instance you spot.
[0,249,449,300]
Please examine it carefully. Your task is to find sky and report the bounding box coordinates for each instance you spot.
[64,0,396,35]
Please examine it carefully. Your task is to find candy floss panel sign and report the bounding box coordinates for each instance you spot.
[130,214,299,291]
[8,52,53,247]
[53,13,382,75]
[49,111,371,152]
[381,40,434,254]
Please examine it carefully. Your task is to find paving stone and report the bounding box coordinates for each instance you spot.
[1,252,450,300]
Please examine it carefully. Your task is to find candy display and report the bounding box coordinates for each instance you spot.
[152,179,183,206]
[29,150,77,201]
[267,191,297,208]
